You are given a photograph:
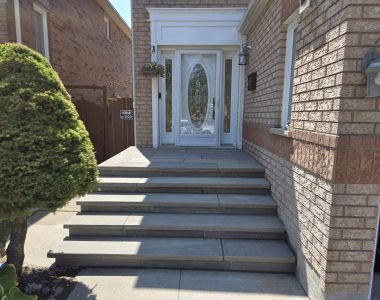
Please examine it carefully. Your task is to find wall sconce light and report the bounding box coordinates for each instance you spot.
[363,38,380,98]
[239,43,251,66]
[151,45,156,53]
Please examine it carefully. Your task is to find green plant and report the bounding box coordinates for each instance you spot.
[0,264,36,299]
[141,62,166,78]
[0,43,98,274]
[0,221,10,257]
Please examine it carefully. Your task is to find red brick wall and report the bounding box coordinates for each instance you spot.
[132,0,249,146]
[5,0,132,99]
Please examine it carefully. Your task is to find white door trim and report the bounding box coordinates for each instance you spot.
[147,8,247,148]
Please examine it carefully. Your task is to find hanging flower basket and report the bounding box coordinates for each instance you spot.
[141,62,166,78]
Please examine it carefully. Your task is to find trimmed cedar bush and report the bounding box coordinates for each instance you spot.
[0,43,98,274]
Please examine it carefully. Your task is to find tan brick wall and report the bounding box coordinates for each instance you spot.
[243,0,380,299]
[4,0,132,99]
[132,0,249,146]
[0,0,7,43]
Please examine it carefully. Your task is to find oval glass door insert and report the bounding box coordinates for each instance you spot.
[188,63,208,129]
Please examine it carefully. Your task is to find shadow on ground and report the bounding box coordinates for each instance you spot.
[67,268,307,300]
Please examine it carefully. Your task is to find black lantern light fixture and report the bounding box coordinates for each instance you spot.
[363,38,380,98]
[238,43,251,66]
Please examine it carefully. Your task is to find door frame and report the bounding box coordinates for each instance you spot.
[156,46,244,148]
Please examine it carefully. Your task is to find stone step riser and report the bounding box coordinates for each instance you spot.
[80,205,277,215]
[53,256,295,273]
[97,186,271,195]
[99,170,265,178]
[67,228,286,239]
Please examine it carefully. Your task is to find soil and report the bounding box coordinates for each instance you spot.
[18,265,80,300]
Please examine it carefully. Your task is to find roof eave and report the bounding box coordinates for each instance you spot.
[238,0,270,35]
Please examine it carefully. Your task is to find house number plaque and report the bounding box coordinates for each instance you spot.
[120,110,134,120]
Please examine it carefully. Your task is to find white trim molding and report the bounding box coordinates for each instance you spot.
[14,0,22,43]
[147,8,247,148]
[280,11,299,129]
[33,2,50,60]
[147,8,246,47]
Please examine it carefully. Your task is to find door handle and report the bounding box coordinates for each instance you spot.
[212,97,215,120]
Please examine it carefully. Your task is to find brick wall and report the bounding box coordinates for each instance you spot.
[5,0,132,99]
[0,0,7,43]
[243,0,380,299]
[132,0,249,146]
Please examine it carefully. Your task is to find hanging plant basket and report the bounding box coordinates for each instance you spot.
[141,62,166,78]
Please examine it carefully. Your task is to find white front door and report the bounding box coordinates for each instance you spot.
[175,50,221,146]
[159,49,239,147]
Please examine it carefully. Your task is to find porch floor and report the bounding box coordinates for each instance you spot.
[99,146,263,171]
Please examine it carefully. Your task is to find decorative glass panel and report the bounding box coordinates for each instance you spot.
[188,64,208,129]
[165,59,172,133]
[181,54,216,136]
[224,59,232,133]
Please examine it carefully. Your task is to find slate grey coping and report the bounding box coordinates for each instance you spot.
[77,193,276,208]
[77,193,220,206]
[98,177,270,189]
[64,214,129,229]
[64,213,285,233]
[217,194,276,207]
[222,239,295,263]
[49,238,295,265]
[124,214,285,232]
[49,237,223,260]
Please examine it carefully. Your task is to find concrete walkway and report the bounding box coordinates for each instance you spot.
[68,268,308,300]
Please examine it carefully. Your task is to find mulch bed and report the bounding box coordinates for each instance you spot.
[18,265,80,300]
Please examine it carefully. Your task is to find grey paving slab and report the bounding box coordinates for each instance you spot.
[125,214,285,232]
[78,193,219,206]
[98,146,263,171]
[218,194,276,207]
[49,237,223,260]
[134,177,269,188]
[151,152,202,159]
[99,177,140,186]
[68,268,180,300]
[64,214,129,228]
[222,239,295,262]
[179,270,308,300]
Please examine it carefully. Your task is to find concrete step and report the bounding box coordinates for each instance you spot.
[48,237,296,272]
[78,193,277,214]
[98,161,265,177]
[97,177,271,194]
[64,213,286,239]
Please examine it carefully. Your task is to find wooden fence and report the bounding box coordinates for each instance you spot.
[66,85,135,163]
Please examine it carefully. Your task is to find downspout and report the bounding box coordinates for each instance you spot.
[130,0,137,147]
[14,0,22,43]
